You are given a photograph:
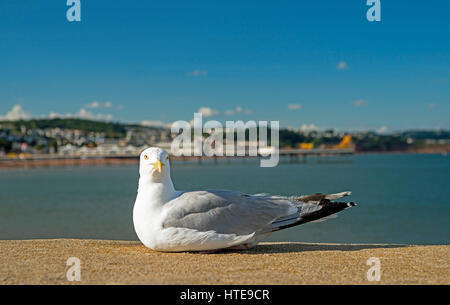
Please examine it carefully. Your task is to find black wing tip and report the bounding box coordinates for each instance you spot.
[272,200,356,232]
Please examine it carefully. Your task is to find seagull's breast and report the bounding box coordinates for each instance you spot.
[133,198,166,249]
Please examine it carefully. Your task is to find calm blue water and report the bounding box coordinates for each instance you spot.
[0,154,449,244]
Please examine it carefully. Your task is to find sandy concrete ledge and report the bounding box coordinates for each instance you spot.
[0,239,448,285]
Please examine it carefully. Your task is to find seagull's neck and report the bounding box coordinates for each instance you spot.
[137,176,177,205]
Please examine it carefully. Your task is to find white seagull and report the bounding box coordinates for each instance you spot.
[133,147,356,252]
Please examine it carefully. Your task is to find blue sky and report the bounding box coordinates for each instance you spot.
[0,0,449,131]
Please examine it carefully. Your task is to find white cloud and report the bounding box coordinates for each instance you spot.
[0,104,112,122]
[86,101,101,108]
[189,70,208,77]
[353,99,368,107]
[86,101,113,109]
[141,120,171,128]
[287,104,302,110]
[76,108,113,120]
[299,124,319,132]
[0,105,32,121]
[49,108,113,121]
[225,106,252,115]
[377,125,388,134]
[337,61,348,70]
[197,107,219,117]
[428,103,437,110]
[49,112,71,119]
[0,104,114,122]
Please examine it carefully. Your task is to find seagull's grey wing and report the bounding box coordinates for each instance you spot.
[163,190,295,235]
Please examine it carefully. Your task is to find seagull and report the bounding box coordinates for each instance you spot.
[133,147,356,252]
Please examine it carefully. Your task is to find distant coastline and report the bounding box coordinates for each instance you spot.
[2,118,450,163]
[0,149,447,169]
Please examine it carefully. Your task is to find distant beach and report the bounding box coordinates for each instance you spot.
[0,149,448,169]
[0,155,254,169]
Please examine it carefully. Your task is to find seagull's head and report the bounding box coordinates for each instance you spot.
[139,147,171,182]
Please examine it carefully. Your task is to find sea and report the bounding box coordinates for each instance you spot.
[0,153,449,244]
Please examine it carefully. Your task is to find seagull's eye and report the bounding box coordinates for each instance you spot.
[144,155,149,160]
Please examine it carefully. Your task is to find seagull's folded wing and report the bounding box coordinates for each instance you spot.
[162,190,295,235]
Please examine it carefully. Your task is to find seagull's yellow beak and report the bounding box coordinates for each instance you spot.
[151,160,163,173]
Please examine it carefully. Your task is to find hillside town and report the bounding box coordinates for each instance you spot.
[0,119,172,158]
[0,118,449,159]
